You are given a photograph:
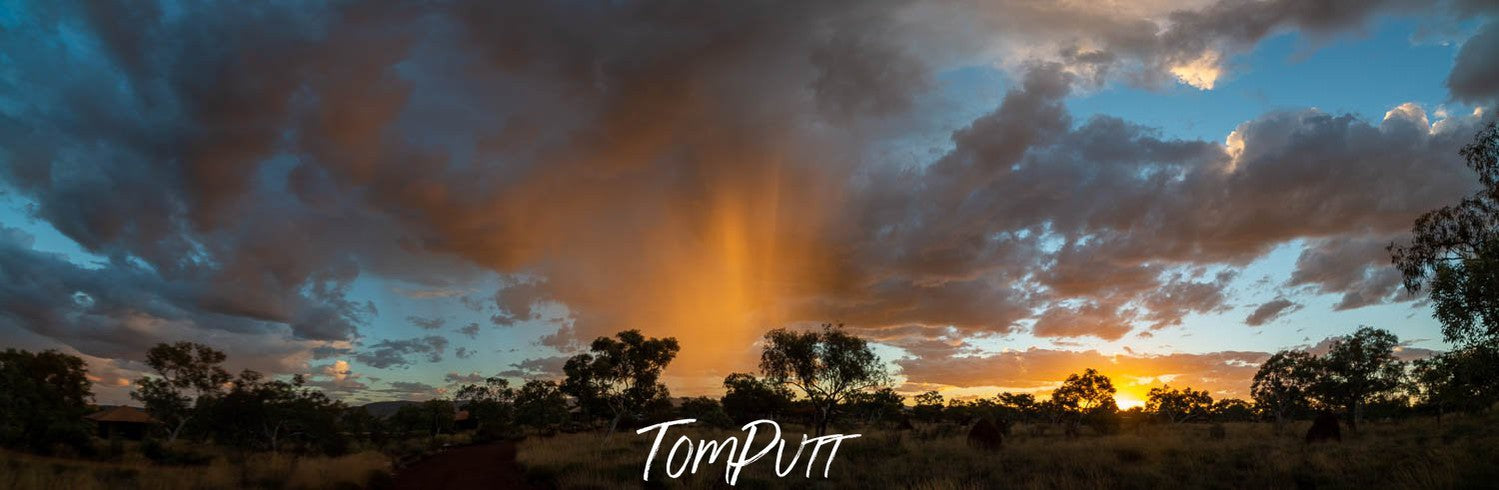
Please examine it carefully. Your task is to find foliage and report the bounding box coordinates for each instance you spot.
[455,376,517,439]
[1052,368,1117,414]
[560,329,680,438]
[913,390,945,422]
[1146,385,1213,424]
[846,387,905,425]
[1391,122,1499,346]
[205,371,347,455]
[720,372,793,424]
[759,323,890,435]
[390,400,456,439]
[513,380,569,430]
[132,342,232,442]
[1251,350,1318,429]
[1210,398,1257,422]
[1314,326,1406,431]
[677,397,734,428]
[0,349,94,455]
[1409,343,1499,416]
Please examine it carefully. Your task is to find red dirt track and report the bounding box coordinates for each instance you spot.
[390,442,536,490]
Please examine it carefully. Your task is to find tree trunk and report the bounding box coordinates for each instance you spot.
[168,418,188,443]
[1348,400,1361,434]
[1273,410,1284,434]
[603,413,622,442]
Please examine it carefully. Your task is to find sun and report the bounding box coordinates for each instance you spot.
[1115,393,1146,410]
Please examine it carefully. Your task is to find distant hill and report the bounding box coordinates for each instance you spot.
[358,400,420,418]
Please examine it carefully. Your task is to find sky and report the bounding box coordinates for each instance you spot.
[1,0,1497,409]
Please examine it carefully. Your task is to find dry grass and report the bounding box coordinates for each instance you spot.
[0,447,391,490]
[517,415,1499,489]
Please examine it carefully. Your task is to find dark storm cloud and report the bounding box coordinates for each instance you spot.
[1289,236,1407,310]
[1245,299,1301,326]
[497,356,569,379]
[1448,21,1499,103]
[0,0,1490,387]
[354,336,449,369]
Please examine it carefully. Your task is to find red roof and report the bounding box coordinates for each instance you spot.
[86,406,158,424]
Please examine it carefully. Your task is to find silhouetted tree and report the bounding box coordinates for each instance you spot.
[995,392,1040,424]
[1146,385,1213,424]
[677,397,734,428]
[560,329,680,439]
[1314,327,1405,432]
[207,371,346,455]
[0,349,94,455]
[1409,344,1499,420]
[133,342,231,442]
[913,391,945,422]
[1210,398,1256,422]
[847,387,905,425]
[455,376,516,439]
[1052,368,1118,434]
[514,380,569,430]
[1252,350,1316,432]
[720,372,793,424]
[391,399,456,440]
[760,324,890,436]
[1391,122,1499,347]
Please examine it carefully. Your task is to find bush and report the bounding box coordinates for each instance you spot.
[141,439,215,466]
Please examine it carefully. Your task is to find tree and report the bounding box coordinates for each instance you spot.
[455,376,517,439]
[1210,398,1256,422]
[1146,385,1213,424]
[995,392,1039,424]
[1315,327,1405,432]
[912,391,945,422]
[1391,122,1499,347]
[1051,368,1119,435]
[1052,368,1117,414]
[207,371,346,455]
[513,380,569,430]
[1409,344,1499,420]
[560,329,680,439]
[846,387,905,425]
[0,349,94,454]
[720,372,793,424]
[1251,350,1317,431]
[759,324,890,436]
[677,397,734,428]
[132,342,231,442]
[390,399,456,440]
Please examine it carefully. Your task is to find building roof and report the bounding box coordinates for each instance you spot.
[86,406,158,424]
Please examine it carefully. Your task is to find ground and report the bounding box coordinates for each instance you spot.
[390,441,534,490]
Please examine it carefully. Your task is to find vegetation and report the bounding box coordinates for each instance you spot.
[759,323,890,436]
[517,413,1499,489]
[560,329,681,439]
[0,349,94,455]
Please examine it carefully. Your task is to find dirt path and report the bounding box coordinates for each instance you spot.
[390,442,535,490]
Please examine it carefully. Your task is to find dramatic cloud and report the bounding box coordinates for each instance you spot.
[497,356,569,380]
[0,0,1491,401]
[1245,299,1301,326]
[1449,21,1499,103]
[353,336,449,369]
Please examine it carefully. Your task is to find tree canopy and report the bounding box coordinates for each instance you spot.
[561,329,679,438]
[759,323,889,436]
